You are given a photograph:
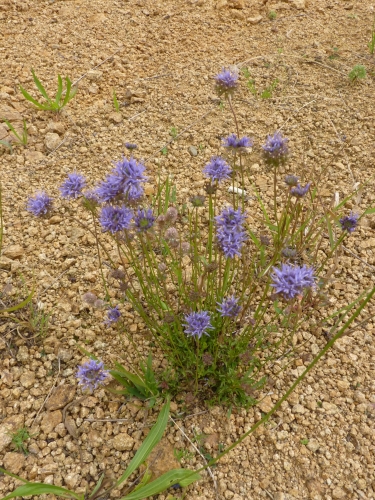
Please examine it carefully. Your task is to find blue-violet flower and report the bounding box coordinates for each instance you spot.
[104,306,121,326]
[271,263,316,300]
[27,192,53,216]
[203,156,232,183]
[100,205,133,233]
[216,206,247,258]
[262,132,289,161]
[217,296,241,318]
[76,359,110,392]
[215,68,239,96]
[222,134,253,149]
[183,311,214,339]
[134,208,155,232]
[290,182,311,198]
[60,172,86,199]
[339,212,359,233]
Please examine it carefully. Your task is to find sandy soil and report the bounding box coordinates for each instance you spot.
[1,0,375,499]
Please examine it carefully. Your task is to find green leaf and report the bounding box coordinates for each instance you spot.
[113,89,120,111]
[122,469,201,500]
[62,77,77,107]
[31,68,52,103]
[55,74,63,106]
[0,479,81,500]
[363,207,375,215]
[0,286,34,313]
[115,400,170,489]
[2,118,21,142]
[0,139,13,153]
[19,85,45,109]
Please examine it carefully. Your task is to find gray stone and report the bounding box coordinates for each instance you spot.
[188,146,198,157]
[44,132,61,151]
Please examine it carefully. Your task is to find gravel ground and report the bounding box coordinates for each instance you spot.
[1,0,375,499]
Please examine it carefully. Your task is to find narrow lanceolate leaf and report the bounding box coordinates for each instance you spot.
[19,86,45,109]
[55,74,63,106]
[0,140,13,153]
[122,469,201,500]
[115,400,170,489]
[0,286,34,313]
[0,482,81,500]
[31,68,51,103]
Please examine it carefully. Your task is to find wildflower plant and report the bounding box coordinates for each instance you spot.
[25,66,375,409]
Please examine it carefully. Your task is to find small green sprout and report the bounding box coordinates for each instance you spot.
[369,16,375,54]
[8,427,32,455]
[19,69,77,112]
[300,438,309,445]
[261,78,278,99]
[113,89,120,112]
[170,126,178,139]
[348,65,367,82]
[268,10,277,20]
[1,118,28,147]
[161,146,168,155]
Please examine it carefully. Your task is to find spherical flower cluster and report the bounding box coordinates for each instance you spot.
[262,132,289,162]
[183,311,214,339]
[290,182,311,198]
[203,156,232,184]
[104,306,121,326]
[339,212,359,233]
[124,142,137,150]
[100,205,133,233]
[217,296,241,318]
[27,192,53,216]
[215,206,247,259]
[222,134,253,149]
[134,208,155,232]
[76,359,110,392]
[214,68,239,96]
[271,263,316,300]
[60,172,86,199]
[285,175,299,187]
[95,157,147,203]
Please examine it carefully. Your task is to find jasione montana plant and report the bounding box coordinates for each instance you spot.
[26,67,375,407]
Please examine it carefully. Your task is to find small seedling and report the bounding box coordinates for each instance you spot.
[161,146,168,155]
[9,427,31,455]
[369,16,375,54]
[300,438,309,445]
[260,78,278,99]
[113,89,120,112]
[348,64,366,82]
[0,139,13,153]
[173,448,195,462]
[328,47,340,60]
[269,10,277,20]
[2,118,28,147]
[170,126,178,139]
[19,69,77,112]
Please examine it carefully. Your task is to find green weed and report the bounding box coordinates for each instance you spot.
[113,89,120,112]
[369,16,375,54]
[8,427,32,455]
[170,126,178,139]
[268,10,277,20]
[348,64,366,82]
[1,118,28,147]
[19,69,77,112]
[300,438,309,445]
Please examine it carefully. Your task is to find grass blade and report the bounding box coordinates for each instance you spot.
[115,400,170,489]
[31,68,51,103]
[0,139,13,153]
[2,118,22,142]
[62,77,76,106]
[122,469,201,500]
[0,286,34,313]
[19,86,45,109]
[55,74,63,106]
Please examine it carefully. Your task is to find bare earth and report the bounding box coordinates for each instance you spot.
[0,0,375,499]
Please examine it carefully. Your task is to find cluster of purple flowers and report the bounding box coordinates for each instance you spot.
[99,205,133,234]
[95,156,147,203]
[27,192,53,216]
[76,359,110,392]
[262,132,288,162]
[216,206,247,259]
[215,68,239,96]
[134,208,155,232]
[271,263,316,300]
[104,305,121,326]
[290,182,311,198]
[222,134,253,149]
[183,311,213,339]
[217,296,241,318]
[60,172,86,199]
[203,156,232,184]
[339,212,359,233]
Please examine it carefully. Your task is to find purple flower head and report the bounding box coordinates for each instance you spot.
[262,132,289,162]
[217,296,241,318]
[183,311,214,339]
[100,205,133,233]
[125,142,137,150]
[134,208,155,232]
[271,264,316,300]
[215,207,247,259]
[285,175,299,187]
[60,172,86,199]
[95,157,147,203]
[290,182,311,198]
[215,68,239,96]
[76,359,110,392]
[104,305,121,326]
[27,192,53,216]
[222,134,253,149]
[203,156,232,183]
[339,212,359,233]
